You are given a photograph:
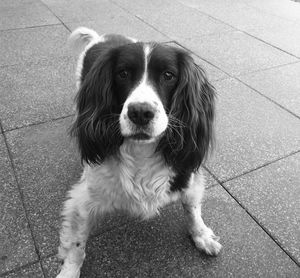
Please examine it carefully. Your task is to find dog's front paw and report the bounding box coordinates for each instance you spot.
[192,228,222,256]
[56,264,81,278]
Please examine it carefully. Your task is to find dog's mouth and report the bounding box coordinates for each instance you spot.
[128,133,151,141]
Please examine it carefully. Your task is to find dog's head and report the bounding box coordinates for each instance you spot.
[71,37,215,172]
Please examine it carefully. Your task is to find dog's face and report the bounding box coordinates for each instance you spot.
[116,43,179,141]
[72,41,215,172]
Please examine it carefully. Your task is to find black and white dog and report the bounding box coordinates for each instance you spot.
[57,27,221,278]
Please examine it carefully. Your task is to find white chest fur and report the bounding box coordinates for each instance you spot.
[82,140,179,219]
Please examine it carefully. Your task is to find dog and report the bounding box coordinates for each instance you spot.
[56,27,221,278]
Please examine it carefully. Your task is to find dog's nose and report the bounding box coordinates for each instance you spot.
[127,102,155,126]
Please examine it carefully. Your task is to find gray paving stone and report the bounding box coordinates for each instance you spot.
[206,78,300,181]
[182,31,298,75]
[0,1,59,31]
[0,57,76,131]
[5,118,81,257]
[116,0,232,40]
[0,136,38,274]
[238,62,300,117]
[43,185,300,277]
[248,21,300,58]
[224,152,300,262]
[178,0,294,32]
[42,0,123,24]
[0,25,70,67]
[66,14,168,43]
[245,0,300,23]
[165,41,229,81]
[2,262,43,278]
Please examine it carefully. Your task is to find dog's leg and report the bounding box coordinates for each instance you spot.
[56,182,94,278]
[181,171,222,256]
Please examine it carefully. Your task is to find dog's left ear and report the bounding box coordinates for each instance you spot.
[161,51,216,172]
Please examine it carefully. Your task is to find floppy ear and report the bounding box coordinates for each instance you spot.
[160,51,215,173]
[70,50,123,164]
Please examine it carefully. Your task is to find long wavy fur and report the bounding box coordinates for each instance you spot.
[70,49,123,164]
[158,51,216,173]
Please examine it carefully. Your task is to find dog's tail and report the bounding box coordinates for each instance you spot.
[68,27,101,53]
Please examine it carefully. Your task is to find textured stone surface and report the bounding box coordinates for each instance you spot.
[239,62,300,117]
[42,0,125,24]
[0,0,59,31]
[0,57,76,131]
[0,25,70,67]
[2,263,43,278]
[5,118,81,257]
[163,42,229,81]
[115,0,233,40]
[224,152,300,263]
[206,78,300,181]
[248,21,300,58]
[178,0,294,32]
[182,31,298,75]
[43,185,300,277]
[66,14,168,43]
[0,136,38,274]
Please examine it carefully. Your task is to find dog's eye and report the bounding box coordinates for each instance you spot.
[162,71,175,81]
[118,70,129,80]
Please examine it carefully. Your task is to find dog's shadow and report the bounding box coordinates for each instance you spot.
[80,202,217,278]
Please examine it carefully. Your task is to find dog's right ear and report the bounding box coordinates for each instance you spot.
[70,49,123,165]
[68,27,101,54]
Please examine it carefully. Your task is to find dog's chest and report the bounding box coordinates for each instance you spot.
[86,142,178,218]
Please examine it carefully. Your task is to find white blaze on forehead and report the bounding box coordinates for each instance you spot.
[119,43,169,138]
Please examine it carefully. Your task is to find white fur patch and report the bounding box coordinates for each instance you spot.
[119,44,169,140]
[80,140,178,218]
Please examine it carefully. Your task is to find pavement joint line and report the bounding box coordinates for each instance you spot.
[203,165,300,268]
[0,129,44,276]
[0,259,41,278]
[236,77,300,121]
[209,149,300,185]
[242,31,300,60]
[0,23,63,33]
[174,40,300,120]
[38,0,71,33]
[3,114,74,134]
[179,0,300,60]
[236,60,300,76]
[109,0,172,40]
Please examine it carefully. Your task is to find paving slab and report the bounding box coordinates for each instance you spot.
[42,0,123,24]
[0,136,38,274]
[116,0,232,40]
[247,21,300,58]
[2,263,43,278]
[0,25,70,67]
[164,42,229,81]
[42,184,300,277]
[0,0,59,31]
[245,0,300,23]
[66,13,168,43]
[0,57,76,131]
[5,118,81,258]
[224,152,300,264]
[238,62,300,117]
[206,78,300,182]
[178,0,294,32]
[182,31,298,75]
